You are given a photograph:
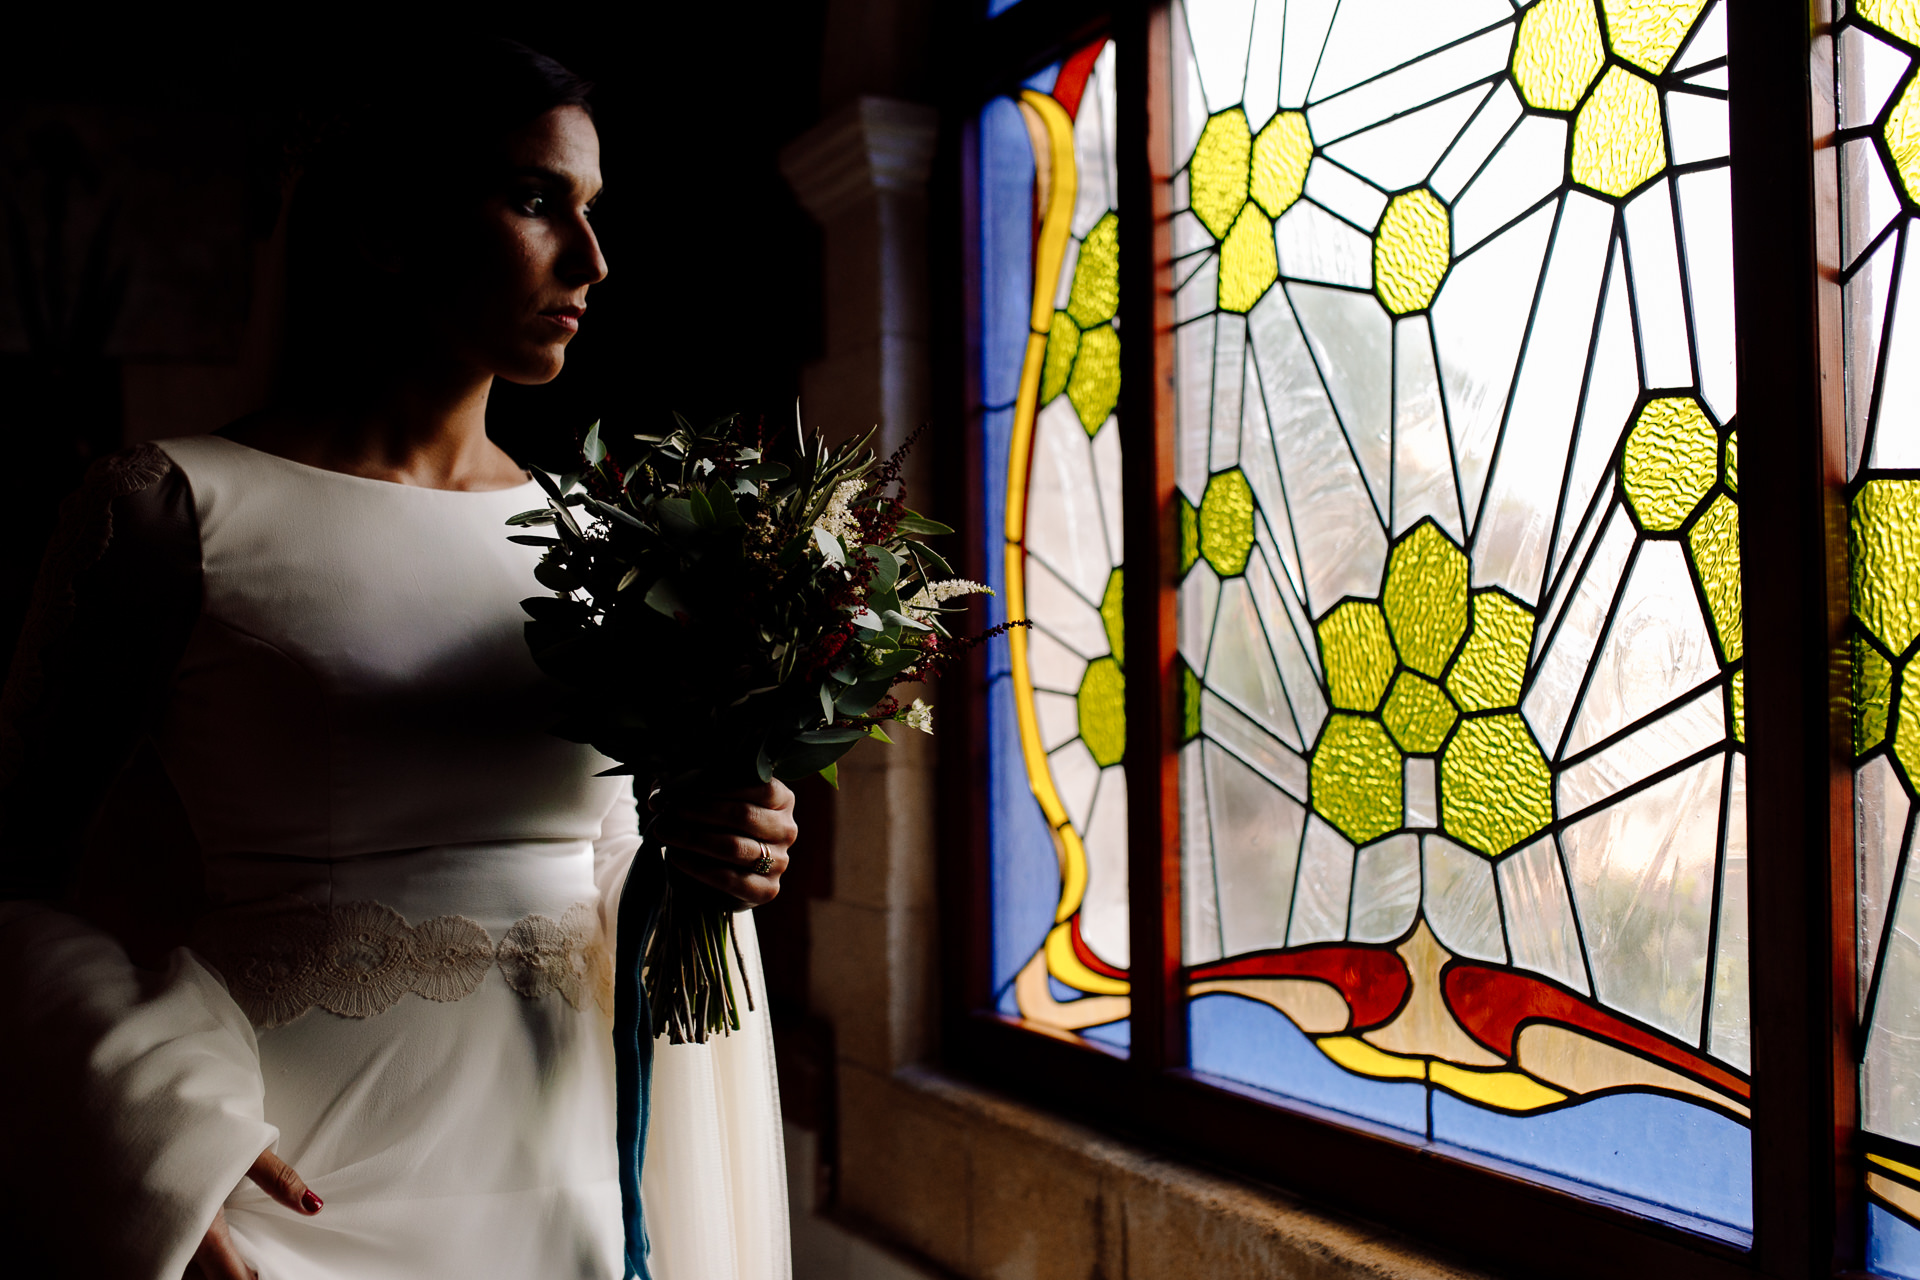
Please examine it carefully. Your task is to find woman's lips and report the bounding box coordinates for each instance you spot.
[541,306,584,333]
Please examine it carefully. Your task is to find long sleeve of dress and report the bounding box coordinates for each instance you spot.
[0,445,278,1279]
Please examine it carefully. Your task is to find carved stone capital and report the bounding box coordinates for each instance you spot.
[780,96,939,224]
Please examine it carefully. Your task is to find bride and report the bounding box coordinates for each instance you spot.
[0,39,792,1280]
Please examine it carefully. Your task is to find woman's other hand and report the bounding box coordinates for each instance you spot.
[648,779,797,907]
[188,1145,321,1279]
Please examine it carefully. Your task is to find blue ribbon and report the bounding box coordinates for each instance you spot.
[613,847,665,1279]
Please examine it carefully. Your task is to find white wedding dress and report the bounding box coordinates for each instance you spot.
[0,435,789,1280]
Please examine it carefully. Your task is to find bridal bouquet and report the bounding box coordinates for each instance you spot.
[508,413,986,1042]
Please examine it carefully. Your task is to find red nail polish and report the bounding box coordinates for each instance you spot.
[300,1190,323,1213]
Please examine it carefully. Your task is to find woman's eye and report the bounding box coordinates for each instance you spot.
[519,194,547,215]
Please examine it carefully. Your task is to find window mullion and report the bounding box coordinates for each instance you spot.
[1726,0,1855,1273]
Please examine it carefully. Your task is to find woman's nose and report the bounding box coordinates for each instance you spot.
[560,215,609,287]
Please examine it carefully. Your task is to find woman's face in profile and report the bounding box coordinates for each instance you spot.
[425,104,608,386]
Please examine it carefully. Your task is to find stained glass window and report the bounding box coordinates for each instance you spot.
[1170,0,1749,1235]
[1839,1,1920,1273]
[981,39,1130,1051]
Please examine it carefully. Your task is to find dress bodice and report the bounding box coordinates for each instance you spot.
[153,435,622,871]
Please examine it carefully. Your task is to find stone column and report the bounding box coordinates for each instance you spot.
[780,96,942,1074]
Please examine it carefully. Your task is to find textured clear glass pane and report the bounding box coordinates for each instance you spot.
[1029,398,1118,599]
[1275,200,1374,288]
[1708,754,1750,1070]
[1246,288,1388,612]
[1184,0,1257,114]
[1349,832,1421,942]
[1451,116,1566,253]
[1552,257,1639,585]
[1176,2,1749,1228]
[1288,813,1357,945]
[1322,85,1491,191]
[1676,168,1738,424]
[1561,755,1721,1042]
[1562,541,1721,758]
[1183,741,1224,965]
[1472,192,1612,605]
[1498,835,1591,994]
[1869,236,1920,471]
[1861,755,1913,1009]
[1423,835,1508,963]
[1203,688,1310,799]
[1392,316,1466,539]
[1081,768,1131,966]
[1664,92,1728,166]
[1035,690,1080,751]
[1840,22,1909,129]
[1845,224,1898,481]
[1288,282,1392,517]
[1867,862,1920,1142]
[1431,81,1524,203]
[1205,739,1305,954]
[1623,179,1695,391]
[1557,685,1726,815]
[1432,204,1558,528]
[1844,138,1903,271]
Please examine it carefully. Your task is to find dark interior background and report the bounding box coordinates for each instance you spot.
[0,11,846,1126]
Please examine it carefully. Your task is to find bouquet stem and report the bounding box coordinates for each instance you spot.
[642,860,755,1044]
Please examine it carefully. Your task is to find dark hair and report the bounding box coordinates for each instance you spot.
[279,37,594,390]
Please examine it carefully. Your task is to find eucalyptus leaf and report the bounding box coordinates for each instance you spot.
[812,527,846,567]
[880,609,931,632]
[507,508,558,527]
[859,546,900,592]
[849,607,882,630]
[644,577,693,621]
[818,762,839,789]
[583,420,606,465]
[507,534,560,546]
[895,510,954,537]
[657,497,700,537]
[904,540,953,577]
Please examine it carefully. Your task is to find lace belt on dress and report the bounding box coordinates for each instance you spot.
[192,899,613,1029]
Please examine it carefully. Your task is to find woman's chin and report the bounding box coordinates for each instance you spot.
[497,349,569,386]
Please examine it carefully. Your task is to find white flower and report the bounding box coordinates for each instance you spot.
[812,479,865,544]
[902,699,934,734]
[904,577,993,621]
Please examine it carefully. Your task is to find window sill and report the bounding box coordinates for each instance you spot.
[829,1061,1499,1280]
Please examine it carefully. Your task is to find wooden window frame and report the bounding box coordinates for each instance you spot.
[927,3,1861,1276]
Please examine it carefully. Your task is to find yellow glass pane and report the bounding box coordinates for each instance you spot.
[1886,78,1920,206]
[1200,469,1257,576]
[1383,523,1469,677]
[1512,0,1606,111]
[1571,66,1667,198]
[1067,212,1120,330]
[1219,205,1279,313]
[1441,713,1553,857]
[1601,0,1709,75]
[1067,324,1121,432]
[1724,428,1738,493]
[1688,493,1743,663]
[1859,0,1920,47]
[1311,714,1404,844]
[1180,494,1200,573]
[1730,667,1744,744]
[1101,568,1125,666]
[1383,672,1459,753]
[1040,311,1079,405]
[1318,601,1395,712]
[1182,661,1202,742]
[1623,396,1718,532]
[1448,591,1537,712]
[1374,189,1452,315]
[1191,109,1253,239]
[1078,655,1127,767]
[1897,664,1920,792]
[1853,479,1920,656]
[1250,111,1313,218]
[1856,634,1894,755]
